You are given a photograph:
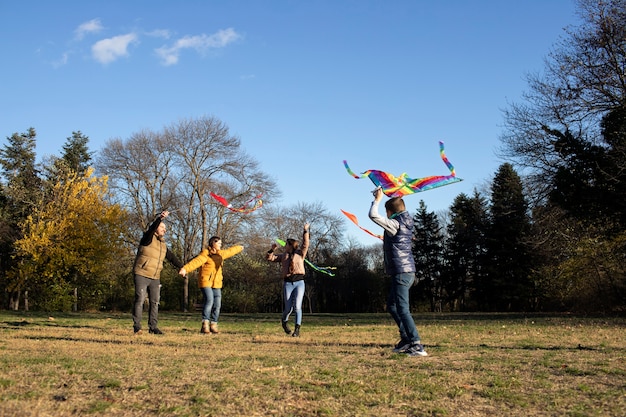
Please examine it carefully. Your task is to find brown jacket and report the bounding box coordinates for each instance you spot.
[266,229,309,279]
[133,217,182,279]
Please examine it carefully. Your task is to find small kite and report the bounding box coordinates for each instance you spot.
[210,192,263,214]
[343,141,462,198]
[276,239,336,277]
[340,209,383,240]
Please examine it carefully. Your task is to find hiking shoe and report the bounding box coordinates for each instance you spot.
[200,321,210,334]
[282,321,292,335]
[209,322,219,334]
[149,328,164,335]
[292,324,300,337]
[392,339,411,353]
[404,342,428,357]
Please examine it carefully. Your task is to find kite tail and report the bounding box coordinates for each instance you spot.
[343,160,369,179]
[439,141,457,177]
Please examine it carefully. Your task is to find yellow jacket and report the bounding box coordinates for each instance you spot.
[183,245,243,289]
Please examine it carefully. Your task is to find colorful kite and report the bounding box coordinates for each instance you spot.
[210,192,263,214]
[276,239,336,277]
[340,209,383,240]
[343,141,462,198]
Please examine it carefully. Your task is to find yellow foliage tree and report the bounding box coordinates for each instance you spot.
[13,168,130,310]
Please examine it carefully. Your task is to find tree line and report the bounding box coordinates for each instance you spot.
[0,0,624,313]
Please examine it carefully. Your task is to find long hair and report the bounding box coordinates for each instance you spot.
[208,236,221,254]
[286,238,299,252]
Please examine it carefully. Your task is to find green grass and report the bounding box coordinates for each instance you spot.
[0,311,624,416]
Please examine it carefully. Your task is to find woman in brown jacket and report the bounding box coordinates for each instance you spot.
[179,236,243,334]
[266,223,309,337]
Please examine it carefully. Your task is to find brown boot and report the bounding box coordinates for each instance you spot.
[200,321,210,334]
[209,322,219,334]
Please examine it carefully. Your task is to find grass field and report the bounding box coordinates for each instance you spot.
[0,310,624,416]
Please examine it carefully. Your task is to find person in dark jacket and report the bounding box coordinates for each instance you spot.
[369,188,427,356]
[132,211,184,335]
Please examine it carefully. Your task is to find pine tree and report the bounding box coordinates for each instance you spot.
[412,200,445,311]
[443,191,489,311]
[485,163,532,311]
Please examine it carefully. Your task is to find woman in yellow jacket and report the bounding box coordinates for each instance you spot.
[179,236,243,334]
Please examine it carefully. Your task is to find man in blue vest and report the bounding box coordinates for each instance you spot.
[369,188,427,357]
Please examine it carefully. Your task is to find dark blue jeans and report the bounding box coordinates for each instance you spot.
[133,274,161,332]
[387,272,420,343]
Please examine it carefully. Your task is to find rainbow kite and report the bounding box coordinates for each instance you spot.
[343,141,462,198]
[276,239,336,277]
[340,209,383,240]
[210,192,263,214]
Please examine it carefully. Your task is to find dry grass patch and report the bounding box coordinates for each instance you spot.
[0,312,624,416]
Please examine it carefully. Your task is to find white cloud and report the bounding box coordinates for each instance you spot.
[155,28,241,66]
[52,52,70,68]
[75,19,103,40]
[91,33,138,64]
[145,29,171,39]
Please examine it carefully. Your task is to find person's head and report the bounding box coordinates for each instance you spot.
[155,222,167,239]
[208,236,222,253]
[384,197,406,218]
[285,238,299,252]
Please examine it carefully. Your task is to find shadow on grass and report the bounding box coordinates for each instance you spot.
[8,330,626,354]
[2,320,107,331]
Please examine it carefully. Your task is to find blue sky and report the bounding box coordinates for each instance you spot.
[1,0,579,245]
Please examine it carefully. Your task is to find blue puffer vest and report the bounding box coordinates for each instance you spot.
[382,211,416,275]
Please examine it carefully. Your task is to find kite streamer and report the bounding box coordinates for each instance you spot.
[276,239,336,277]
[340,209,383,240]
[210,192,263,214]
[343,141,462,198]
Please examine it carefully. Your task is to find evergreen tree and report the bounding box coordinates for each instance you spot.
[0,128,42,221]
[57,131,94,176]
[412,200,445,311]
[0,128,42,309]
[485,163,533,311]
[443,191,489,311]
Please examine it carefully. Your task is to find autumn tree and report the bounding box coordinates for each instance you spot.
[12,168,128,311]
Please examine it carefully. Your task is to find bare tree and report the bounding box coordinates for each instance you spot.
[498,0,626,201]
[96,130,180,230]
[95,115,278,310]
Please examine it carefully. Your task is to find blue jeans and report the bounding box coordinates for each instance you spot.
[200,287,222,323]
[133,275,161,331]
[387,272,420,343]
[282,280,305,325]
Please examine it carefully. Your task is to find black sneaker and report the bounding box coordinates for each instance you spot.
[134,329,143,335]
[149,328,164,335]
[404,342,428,357]
[281,321,292,335]
[392,339,411,353]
